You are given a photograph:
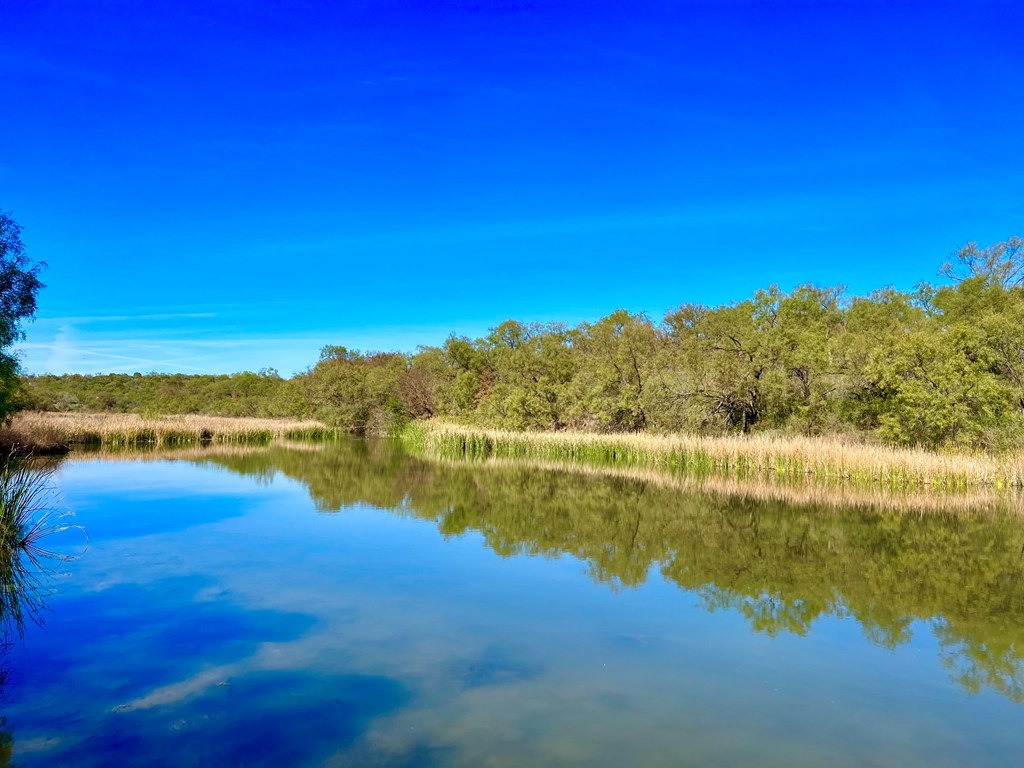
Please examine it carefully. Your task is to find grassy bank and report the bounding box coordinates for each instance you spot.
[401,421,1024,490]
[10,412,1024,490]
[1,412,342,451]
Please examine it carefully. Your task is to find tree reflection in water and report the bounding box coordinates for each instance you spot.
[76,438,1024,702]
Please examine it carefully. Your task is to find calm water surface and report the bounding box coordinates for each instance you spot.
[2,439,1023,766]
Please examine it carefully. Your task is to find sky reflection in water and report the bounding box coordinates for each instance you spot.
[2,439,1022,767]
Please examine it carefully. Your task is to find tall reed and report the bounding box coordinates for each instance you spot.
[402,421,1024,490]
[4,412,342,450]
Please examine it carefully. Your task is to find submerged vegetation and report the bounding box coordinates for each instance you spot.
[18,238,1024,454]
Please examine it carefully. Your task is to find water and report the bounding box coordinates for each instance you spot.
[2,439,1022,766]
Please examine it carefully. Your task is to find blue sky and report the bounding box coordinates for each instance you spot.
[3,0,1022,375]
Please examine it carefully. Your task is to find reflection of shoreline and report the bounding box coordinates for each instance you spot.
[196,439,1024,702]
[412,454,1024,702]
[39,440,1024,701]
[429,454,1023,516]
[57,437,1023,515]
[60,439,328,463]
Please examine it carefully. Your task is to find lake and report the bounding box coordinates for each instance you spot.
[2,438,1022,766]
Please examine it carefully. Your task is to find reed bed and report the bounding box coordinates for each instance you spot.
[403,421,1024,490]
[4,412,342,450]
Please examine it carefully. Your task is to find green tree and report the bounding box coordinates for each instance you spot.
[570,310,660,431]
[0,211,45,419]
[834,288,927,431]
[478,320,576,429]
[939,236,1024,288]
[662,297,771,432]
[869,326,1016,448]
[303,346,408,433]
[435,335,489,418]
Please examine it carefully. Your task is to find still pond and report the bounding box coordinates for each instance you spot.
[2,438,1023,766]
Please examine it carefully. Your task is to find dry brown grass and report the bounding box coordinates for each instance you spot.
[2,411,340,450]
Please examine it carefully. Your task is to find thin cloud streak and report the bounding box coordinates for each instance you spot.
[33,312,218,325]
[15,320,510,376]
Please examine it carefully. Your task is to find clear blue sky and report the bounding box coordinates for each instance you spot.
[3,0,1022,375]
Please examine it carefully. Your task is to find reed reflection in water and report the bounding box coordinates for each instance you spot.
[3,438,1018,767]
[76,437,1024,703]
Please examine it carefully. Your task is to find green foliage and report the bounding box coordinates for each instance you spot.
[19,370,304,419]
[0,211,44,420]
[871,328,1018,449]
[19,236,1024,449]
[304,348,408,433]
[569,310,660,431]
[660,285,847,435]
[939,236,1024,288]
[478,321,576,430]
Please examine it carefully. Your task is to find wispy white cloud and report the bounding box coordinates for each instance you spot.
[44,324,76,374]
[36,312,218,325]
[15,305,512,376]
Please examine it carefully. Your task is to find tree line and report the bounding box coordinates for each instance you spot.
[19,237,1024,450]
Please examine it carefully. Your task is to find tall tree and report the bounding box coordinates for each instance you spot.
[570,310,660,431]
[0,211,44,419]
[939,236,1024,288]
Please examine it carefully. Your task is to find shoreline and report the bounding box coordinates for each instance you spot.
[0,411,343,452]
[400,421,1024,490]
[7,411,1024,493]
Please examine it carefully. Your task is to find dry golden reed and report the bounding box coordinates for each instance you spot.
[4,411,340,449]
[404,421,1024,490]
